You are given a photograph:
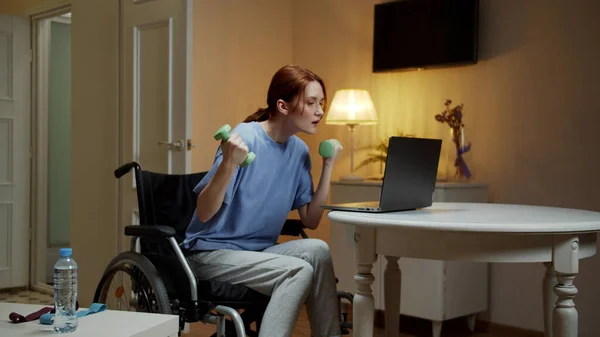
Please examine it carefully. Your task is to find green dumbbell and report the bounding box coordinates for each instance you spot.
[319,139,341,158]
[214,124,256,167]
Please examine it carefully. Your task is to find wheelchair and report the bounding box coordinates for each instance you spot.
[93,162,354,336]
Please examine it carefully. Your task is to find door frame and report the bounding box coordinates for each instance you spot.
[28,1,72,295]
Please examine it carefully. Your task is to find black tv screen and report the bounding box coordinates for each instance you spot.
[372,0,479,72]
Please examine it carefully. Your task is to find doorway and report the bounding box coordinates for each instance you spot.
[30,7,72,294]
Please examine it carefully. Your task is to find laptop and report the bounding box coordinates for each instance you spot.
[321,136,442,213]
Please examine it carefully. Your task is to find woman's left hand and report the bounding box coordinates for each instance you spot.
[322,140,343,166]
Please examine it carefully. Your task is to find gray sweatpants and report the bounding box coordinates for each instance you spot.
[189,238,341,337]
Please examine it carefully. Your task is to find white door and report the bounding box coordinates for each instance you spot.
[0,15,31,289]
[119,0,193,250]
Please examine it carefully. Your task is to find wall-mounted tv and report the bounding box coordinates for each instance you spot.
[372,0,479,72]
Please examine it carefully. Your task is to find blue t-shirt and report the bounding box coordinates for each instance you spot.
[181,121,314,251]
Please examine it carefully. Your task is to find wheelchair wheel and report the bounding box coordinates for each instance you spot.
[93,251,172,314]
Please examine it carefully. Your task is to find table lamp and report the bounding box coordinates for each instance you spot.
[325,89,378,180]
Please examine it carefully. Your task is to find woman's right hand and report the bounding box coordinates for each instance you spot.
[221,133,249,168]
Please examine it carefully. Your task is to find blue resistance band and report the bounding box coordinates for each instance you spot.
[40,303,107,325]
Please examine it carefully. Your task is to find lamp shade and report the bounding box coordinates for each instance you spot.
[325,89,378,125]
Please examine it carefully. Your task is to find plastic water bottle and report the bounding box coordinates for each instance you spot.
[53,248,78,333]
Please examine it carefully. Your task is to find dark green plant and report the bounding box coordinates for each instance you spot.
[355,129,415,172]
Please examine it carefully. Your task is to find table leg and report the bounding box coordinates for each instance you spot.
[467,314,476,332]
[353,226,377,337]
[552,235,579,337]
[432,321,443,337]
[553,273,578,337]
[384,256,400,337]
[543,262,557,337]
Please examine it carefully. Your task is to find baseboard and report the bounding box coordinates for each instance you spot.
[0,286,28,293]
[357,308,544,337]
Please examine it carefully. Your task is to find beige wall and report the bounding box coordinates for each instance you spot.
[292,0,379,182]
[189,0,333,241]
[70,0,120,306]
[191,0,293,173]
[291,0,382,243]
[0,0,42,15]
[293,0,600,334]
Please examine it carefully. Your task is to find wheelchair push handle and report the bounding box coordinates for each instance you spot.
[214,124,256,167]
[114,162,141,178]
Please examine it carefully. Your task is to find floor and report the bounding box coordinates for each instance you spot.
[0,289,516,337]
[0,288,54,306]
[186,307,509,337]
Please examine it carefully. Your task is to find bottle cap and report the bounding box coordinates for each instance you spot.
[59,248,72,257]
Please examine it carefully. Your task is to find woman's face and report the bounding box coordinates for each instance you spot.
[289,80,325,135]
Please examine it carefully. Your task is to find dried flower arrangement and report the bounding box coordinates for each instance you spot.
[435,99,472,179]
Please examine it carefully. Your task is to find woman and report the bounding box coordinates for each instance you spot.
[182,64,343,337]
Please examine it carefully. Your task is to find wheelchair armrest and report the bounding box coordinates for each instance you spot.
[280,219,308,238]
[124,225,176,238]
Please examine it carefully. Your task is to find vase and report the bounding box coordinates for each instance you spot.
[454,126,473,181]
[438,130,454,181]
[443,127,473,181]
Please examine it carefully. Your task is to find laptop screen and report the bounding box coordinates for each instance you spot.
[379,136,442,210]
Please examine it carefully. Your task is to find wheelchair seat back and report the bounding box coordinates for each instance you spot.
[135,169,206,247]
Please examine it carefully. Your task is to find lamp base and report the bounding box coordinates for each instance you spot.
[339,174,364,181]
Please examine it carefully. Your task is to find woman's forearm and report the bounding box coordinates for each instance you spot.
[195,161,237,222]
[303,161,333,229]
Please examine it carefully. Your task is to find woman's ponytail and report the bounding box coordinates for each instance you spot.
[243,107,271,123]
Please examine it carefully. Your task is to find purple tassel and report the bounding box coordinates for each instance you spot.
[455,143,472,179]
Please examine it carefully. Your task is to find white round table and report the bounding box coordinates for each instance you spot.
[327,202,600,337]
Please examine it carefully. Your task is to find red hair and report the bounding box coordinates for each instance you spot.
[244,65,327,123]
